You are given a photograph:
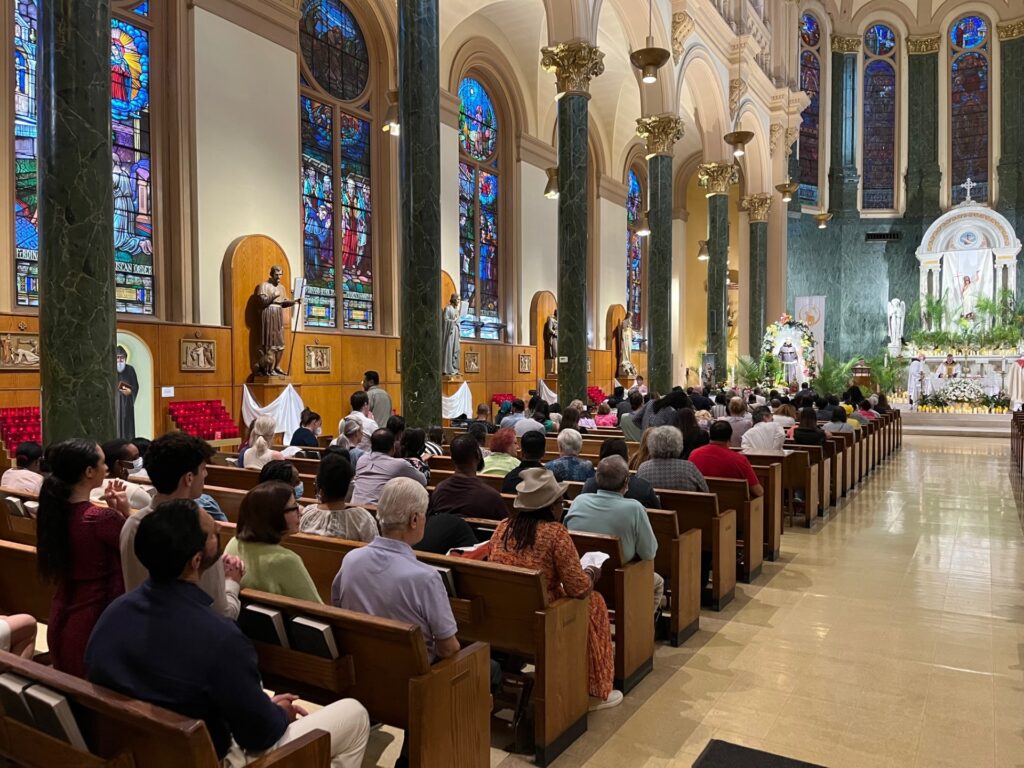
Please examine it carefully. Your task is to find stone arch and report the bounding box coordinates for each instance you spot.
[444,32,535,137]
[678,47,730,162]
[735,105,770,196]
[116,330,154,439]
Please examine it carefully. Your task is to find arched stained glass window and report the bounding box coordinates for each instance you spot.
[626,168,644,349]
[950,14,990,204]
[13,1,155,313]
[299,0,374,330]
[798,12,822,206]
[458,77,501,340]
[862,23,898,210]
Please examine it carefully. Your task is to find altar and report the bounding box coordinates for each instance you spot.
[921,372,1002,397]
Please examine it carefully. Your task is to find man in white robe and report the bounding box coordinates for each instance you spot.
[907,353,927,407]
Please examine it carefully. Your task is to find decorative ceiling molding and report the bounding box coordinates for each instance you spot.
[189,0,299,50]
[598,175,629,207]
[769,123,783,158]
[672,12,695,64]
[998,18,1024,41]
[440,89,460,129]
[517,132,557,169]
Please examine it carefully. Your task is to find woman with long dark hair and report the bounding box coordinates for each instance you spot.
[792,407,826,445]
[37,439,130,676]
[673,407,710,459]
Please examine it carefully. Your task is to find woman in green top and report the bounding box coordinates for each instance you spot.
[480,428,521,476]
[224,481,321,603]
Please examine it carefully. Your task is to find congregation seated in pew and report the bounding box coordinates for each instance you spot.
[344,391,379,452]
[1,440,43,494]
[259,459,304,498]
[489,468,621,710]
[675,408,710,460]
[399,427,432,483]
[90,438,154,510]
[791,407,827,446]
[500,429,548,493]
[565,456,663,614]
[330,418,367,467]
[579,438,660,509]
[289,407,323,448]
[224,481,321,603]
[121,431,242,620]
[242,415,284,470]
[544,429,595,482]
[719,397,753,446]
[635,426,708,493]
[689,422,764,498]
[824,407,855,434]
[300,451,377,542]
[740,406,787,452]
[89,500,370,767]
[350,429,426,506]
[428,434,505,520]
[480,427,520,476]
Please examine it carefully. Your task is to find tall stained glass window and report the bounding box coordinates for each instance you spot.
[625,168,644,350]
[299,0,374,330]
[862,23,898,210]
[798,13,822,206]
[457,77,501,340]
[950,15,989,204]
[14,2,155,313]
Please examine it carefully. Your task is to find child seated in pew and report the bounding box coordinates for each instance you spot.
[300,452,377,542]
[89,500,369,768]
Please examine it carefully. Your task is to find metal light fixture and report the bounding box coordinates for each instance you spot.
[382,90,400,136]
[630,0,670,84]
[815,212,833,229]
[724,130,754,158]
[775,179,800,203]
[543,167,559,199]
[637,211,651,237]
[697,240,709,261]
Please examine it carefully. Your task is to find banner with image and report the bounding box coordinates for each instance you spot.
[794,296,826,364]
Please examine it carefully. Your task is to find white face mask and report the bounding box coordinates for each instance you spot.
[130,457,144,472]
[116,361,126,373]
[315,426,322,436]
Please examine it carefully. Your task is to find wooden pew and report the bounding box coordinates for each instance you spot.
[215,529,589,766]
[784,443,831,513]
[205,464,317,492]
[747,462,782,562]
[742,449,818,528]
[703,478,763,582]
[0,650,330,768]
[644,511,701,646]
[237,590,491,768]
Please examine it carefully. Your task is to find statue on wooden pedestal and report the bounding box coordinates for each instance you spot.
[543,310,558,373]
[442,293,461,376]
[254,266,300,377]
[618,315,637,378]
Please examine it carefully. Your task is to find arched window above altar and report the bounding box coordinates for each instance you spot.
[798,12,823,207]
[861,23,898,211]
[949,14,990,205]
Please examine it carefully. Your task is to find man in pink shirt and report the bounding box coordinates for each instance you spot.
[689,422,764,497]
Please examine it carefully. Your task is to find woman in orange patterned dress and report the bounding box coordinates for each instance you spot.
[488,468,622,710]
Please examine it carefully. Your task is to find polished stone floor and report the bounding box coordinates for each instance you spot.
[369,436,1024,767]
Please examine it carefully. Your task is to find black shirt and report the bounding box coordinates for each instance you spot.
[792,427,826,446]
[690,393,714,411]
[290,427,319,447]
[682,430,711,460]
[416,513,481,553]
[501,460,544,494]
[579,475,661,510]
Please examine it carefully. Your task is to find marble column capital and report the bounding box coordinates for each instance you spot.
[830,34,861,54]
[741,193,773,222]
[541,41,605,97]
[636,114,684,156]
[698,162,739,196]
[907,35,940,53]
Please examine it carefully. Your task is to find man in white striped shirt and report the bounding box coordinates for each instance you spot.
[740,406,786,452]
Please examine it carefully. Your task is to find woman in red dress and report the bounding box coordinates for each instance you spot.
[488,468,621,710]
[37,440,131,677]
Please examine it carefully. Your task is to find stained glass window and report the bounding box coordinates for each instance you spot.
[950,15,989,204]
[626,168,644,350]
[458,77,501,340]
[13,3,154,313]
[132,2,149,16]
[862,24,897,210]
[798,13,821,206]
[299,0,374,329]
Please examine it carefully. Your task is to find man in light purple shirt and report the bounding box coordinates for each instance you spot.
[332,478,458,661]
[349,429,427,506]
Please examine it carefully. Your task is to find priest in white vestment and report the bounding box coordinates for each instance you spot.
[907,353,926,406]
[937,354,961,379]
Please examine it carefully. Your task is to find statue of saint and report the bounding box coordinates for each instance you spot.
[778,339,800,385]
[887,298,906,344]
[543,310,558,361]
[255,266,300,377]
[442,293,461,376]
[116,345,139,440]
[618,315,636,377]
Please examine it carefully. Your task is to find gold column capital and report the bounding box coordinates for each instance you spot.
[636,114,684,156]
[831,34,862,53]
[541,41,605,97]
[741,193,774,223]
[698,162,739,196]
[906,34,940,53]
[998,19,1024,41]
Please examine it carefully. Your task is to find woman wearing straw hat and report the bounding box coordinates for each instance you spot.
[488,468,621,710]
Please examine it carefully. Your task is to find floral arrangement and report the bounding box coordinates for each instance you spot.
[490,393,515,406]
[759,315,819,384]
[587,386,607,406]
[918,385,1010,413]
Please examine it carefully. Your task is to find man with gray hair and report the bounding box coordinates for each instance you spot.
[565,456,663,613]
[544,428,595,482]
[635,426,708,492]
[332,478,460,662]
[740,405,786,452]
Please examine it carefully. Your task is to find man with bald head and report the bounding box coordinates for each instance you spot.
[564,456,663,613]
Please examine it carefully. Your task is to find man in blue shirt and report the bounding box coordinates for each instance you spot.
[87,500,369,767]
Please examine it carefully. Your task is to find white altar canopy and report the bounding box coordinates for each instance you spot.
[916,203,1021,329]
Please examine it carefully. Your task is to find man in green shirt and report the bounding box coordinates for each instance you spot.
[564,455,662,613]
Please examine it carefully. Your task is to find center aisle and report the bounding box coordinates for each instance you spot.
[480,436,1023,768]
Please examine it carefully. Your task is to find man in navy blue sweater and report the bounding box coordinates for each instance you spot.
[86,500,369,767]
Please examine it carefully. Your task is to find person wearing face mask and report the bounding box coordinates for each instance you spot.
[224,482,321,603]
[290,408,322,448]
[259,460,305,502]
[426,434,506,521]
[120,431,244,620]
[115,345,140,440]
[91,439,157,511]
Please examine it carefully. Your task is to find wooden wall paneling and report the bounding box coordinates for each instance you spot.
[155,325,233,388]
[384,337,401,384]
[512,345,535,387]
[483,343,512,383]
[339,336,388,383]
[0,315,42,397]
[297,384,347,435]
[289,333,343,386]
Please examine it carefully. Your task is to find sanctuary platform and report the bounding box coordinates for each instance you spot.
[898,407,1010,438]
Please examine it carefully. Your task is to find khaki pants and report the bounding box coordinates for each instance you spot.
[653,571,665,614]
[223,698,370,768]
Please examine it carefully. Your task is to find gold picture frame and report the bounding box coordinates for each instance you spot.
[0,333,40,371]
[518,353,532,374]
[304,345,332,373]
[464,351,480,374]
[180,339,216,371]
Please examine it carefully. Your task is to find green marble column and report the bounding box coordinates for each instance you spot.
[699,163,736,381]
[542,42,604,406]
[1001,34,1024,296]
[636,115,683,394]
[38,0,116,443]
[742,194,772,356]
[828,38,861,214]
[398,0,442,427]
[906,46,940,219]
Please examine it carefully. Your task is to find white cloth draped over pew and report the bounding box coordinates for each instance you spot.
[241,384,305,443]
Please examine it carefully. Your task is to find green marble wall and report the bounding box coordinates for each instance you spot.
[647,154,672,393]
[706,195,729,375]
[38,0,117,443]
[748,221,768,349]
[999,37,1024,298]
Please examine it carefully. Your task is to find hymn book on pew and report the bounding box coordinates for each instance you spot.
[288,617,339,660]
[240,605,290,648]
[3,497,25,517]
[0,672,35,725]
[434,566,457,598]
[580,551,610,571]
[22,684,89,750]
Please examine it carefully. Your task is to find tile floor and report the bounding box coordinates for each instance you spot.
[367,435,1024,767]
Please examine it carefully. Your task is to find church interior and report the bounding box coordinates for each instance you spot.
[1,0,1024,766]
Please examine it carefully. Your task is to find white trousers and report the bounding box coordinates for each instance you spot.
[653,571,665,614]
[223,698,370,768]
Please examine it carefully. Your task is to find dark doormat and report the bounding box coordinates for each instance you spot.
[693,740,827,768]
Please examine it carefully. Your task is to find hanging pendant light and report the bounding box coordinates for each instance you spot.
[724,130,754,158]
[382,90,400,136]
[637,211,652,237]
[815,212,833,229]
[697,240,709,261]
[630,0,670,84]
[543,167,560,199]
[776,179,800,202]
